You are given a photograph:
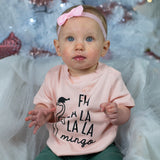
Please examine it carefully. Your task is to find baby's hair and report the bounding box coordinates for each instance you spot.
[56,5,107,36]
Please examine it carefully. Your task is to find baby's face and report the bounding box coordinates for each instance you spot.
[54,16,110,76]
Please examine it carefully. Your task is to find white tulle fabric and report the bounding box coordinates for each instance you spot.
[0,55,160,160]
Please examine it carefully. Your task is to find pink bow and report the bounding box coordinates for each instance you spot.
[57,5,83,26]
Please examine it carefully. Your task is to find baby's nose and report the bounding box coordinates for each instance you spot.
[75,42,84,51]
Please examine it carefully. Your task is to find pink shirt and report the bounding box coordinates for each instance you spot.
[34,63,134,156]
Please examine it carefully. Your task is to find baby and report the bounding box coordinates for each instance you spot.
[25,5,134,160]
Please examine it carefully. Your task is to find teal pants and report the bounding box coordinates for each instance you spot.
[35,143,123,160]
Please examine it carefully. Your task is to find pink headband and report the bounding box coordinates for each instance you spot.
[57,5,107,39]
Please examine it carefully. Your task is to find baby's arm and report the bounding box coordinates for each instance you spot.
[100,102,131,125]
[25,104,56,134]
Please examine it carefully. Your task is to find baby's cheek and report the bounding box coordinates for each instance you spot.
[88,49,100,58]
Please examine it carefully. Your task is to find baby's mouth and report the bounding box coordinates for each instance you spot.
[73,55,86,61]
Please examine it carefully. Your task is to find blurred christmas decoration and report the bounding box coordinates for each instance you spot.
[145,48,160,60]
[30,0,53,6]
[61,0,68,3]
[121,9,133,23]
[0,0,159,59]
[96,2,118,17]
[30,0,69,6]
[147,0,152,3]
[96,2,134,23]
[138,0,147,5]
[0,32,21,59]
[29,47,55,58]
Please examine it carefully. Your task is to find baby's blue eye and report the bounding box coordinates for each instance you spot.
[86,36,94,42]
[67,36,74,41]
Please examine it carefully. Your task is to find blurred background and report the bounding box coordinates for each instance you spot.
[0,1,160,160]
[0,0,160,60]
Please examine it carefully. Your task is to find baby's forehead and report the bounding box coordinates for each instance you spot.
[63,16,101,30]
[58,15,105,39]
[62,23,101,36]
[68,16,97,22]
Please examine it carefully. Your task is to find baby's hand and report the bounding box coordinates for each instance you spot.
[25,107,56,134]
[100,102,119,125]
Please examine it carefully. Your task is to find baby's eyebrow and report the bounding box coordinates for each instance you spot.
[86,32,95,35]
[85,32,98,36]
[64,32,75,36]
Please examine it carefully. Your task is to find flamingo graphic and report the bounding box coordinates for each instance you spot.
[52,97,70,135]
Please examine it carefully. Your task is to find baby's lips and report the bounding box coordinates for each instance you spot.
[73,55,86,61]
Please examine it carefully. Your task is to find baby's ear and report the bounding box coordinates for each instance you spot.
[101,40,110,57]
[54,39,61,56]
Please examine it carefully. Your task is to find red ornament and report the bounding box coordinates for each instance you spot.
[96,2,133,23]
[137,0,147,5]
[30,0,53,6]
[30,47,55,58]
[121,10,133,23]
[145,48,160,60]
[0,32,21,59]
[96,2,118,18]
[61,0,68,3]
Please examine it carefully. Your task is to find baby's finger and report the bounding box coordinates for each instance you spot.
[108,113,117,119]
[33,125,40,134]
[100,106,105,112]
[43,107,56,116]
[49,107,56,112]
[25,116,31,121]
[110,119,118,125]
[28,110,38,115]
[28,121,37,128]
[107,107,116,114]
[25,115,37,121]
[106,103,117,113]
[100,103,107,112]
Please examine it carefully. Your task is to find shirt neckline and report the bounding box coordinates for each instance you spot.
[63,63,105,86]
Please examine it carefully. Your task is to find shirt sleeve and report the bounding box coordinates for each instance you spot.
[33,70,56,108]
[109,72,135,108]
